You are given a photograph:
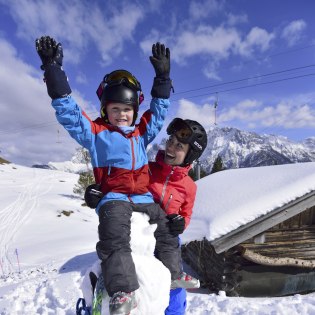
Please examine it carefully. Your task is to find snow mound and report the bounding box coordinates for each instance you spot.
[81,212,171,315]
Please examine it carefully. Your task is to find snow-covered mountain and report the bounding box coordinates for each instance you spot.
[32,147,92,174]
[303,137,315,154]
[34,127,314,175]
[148,127,315,173]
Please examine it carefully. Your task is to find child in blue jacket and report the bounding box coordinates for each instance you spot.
[35,36,182,315]
[84,118,207,314]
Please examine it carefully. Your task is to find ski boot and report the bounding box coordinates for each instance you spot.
[109,291,137,315]
[171,271,200,289]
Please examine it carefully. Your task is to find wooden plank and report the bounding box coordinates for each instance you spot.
[243,227,315,246]
[211,191,315,253]
[243,239,315,248]
[237,267,315,297]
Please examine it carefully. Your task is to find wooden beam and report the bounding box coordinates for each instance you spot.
[241,247,315,269]
[211,191,315,254]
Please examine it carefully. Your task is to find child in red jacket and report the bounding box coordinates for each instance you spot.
[148,118,208,315]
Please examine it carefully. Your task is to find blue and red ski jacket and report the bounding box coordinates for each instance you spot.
[51,96,169,212]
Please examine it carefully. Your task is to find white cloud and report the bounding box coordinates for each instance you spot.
[75,72,88,85]
[175,99,216,128]
[2,0,144,65]
[172,96,315,133]
[218,98,315,129]
[0,37,95,166]
[237,99,261,109]
[142,24,274,71]
[171,25,240,63]
[189,0,224,20]
[137,4,274,79]
[281,19,307,47]
[203,61,222,81]
[226,13,248,26]
[238,27,275,56]
[139,29,173,61]
[86,4,144,66]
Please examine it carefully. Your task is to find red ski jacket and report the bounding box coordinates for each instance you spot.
[148,150,197,228]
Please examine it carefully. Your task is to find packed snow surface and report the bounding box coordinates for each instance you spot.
[1,162,315,314]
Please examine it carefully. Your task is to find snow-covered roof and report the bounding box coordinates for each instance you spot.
[182,162,315,247]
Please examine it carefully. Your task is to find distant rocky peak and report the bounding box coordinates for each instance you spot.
[147,126,315,173]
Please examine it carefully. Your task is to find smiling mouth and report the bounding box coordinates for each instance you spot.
[166,152,175,159]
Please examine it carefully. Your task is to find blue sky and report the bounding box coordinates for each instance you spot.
[0,0,314,166]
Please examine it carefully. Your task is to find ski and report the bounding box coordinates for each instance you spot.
[92,273,106,315]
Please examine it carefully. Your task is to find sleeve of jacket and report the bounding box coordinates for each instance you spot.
[51,96,94,150]
[138,97,169,147]
[179,181,197,229]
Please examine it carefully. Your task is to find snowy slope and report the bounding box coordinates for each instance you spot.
[0,164,170,315]
[1,163,315,314]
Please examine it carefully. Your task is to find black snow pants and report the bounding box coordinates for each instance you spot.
[96,200,181,297]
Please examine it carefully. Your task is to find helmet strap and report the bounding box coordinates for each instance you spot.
[100,106,109,123]
[139,91,144,105]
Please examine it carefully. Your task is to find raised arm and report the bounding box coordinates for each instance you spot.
[35,36,93,149]
[140,42,173,145]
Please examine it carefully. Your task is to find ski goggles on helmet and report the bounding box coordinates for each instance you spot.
[167,118,204,153]
[96,70,142,102]
[167,118,193,144]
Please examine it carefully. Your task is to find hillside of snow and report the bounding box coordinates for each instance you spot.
[1,163,315,314]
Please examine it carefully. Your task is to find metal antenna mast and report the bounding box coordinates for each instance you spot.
[214,92,219,125]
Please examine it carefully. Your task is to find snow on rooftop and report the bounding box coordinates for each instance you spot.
[182,162,315,244]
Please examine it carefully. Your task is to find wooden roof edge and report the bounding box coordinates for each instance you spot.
[211,190,315,254]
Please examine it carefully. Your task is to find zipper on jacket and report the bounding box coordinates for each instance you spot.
[107,165,111,175]
[164,194,173,211]
[130,138,136,193]
[160,167,174,205]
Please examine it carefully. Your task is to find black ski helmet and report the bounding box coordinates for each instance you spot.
[96,69,144,125]
[167,118,208,165]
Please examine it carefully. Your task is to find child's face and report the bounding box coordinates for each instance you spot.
[106,103,134,127]
[164,135,190,166]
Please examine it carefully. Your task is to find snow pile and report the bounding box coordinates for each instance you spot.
[182,161,315,243]
[81,213,171,315]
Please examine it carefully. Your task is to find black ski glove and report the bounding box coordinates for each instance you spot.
[167,214,185,236]
[35,36,63,70]
[35,35,71,99]
[84,184,104,209]
[150,42,172,99]
[150,42,170,79]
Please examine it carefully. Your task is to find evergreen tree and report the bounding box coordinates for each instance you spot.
[211,156,224,174]
[188,163,208,181]
[73,171,95,196]
[73,148,94,196]
[72,147,91,170]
